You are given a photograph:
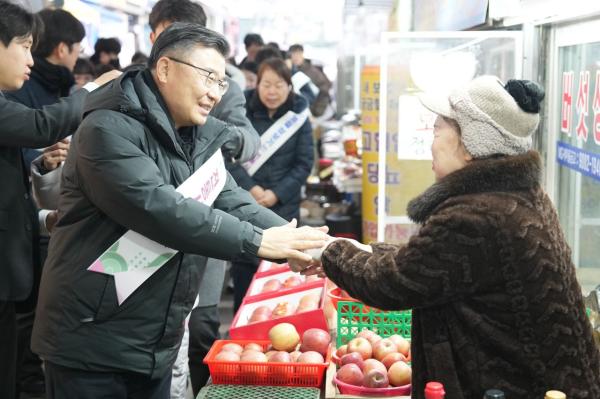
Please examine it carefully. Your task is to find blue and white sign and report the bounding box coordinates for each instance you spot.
[556,140,600,182]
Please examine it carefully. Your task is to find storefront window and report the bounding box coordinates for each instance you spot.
[555,39,600,272]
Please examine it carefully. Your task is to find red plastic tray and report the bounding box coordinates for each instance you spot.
[230,285,328,340]
[204,339,331,387]
[255,260,291,277]
[245,271,325,302]
[333,375,411,396]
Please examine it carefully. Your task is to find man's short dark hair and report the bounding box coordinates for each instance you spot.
[33,9,85,58]
[288,44,304,53]
[254,46,282,67]
[243,33,263,49]
[148,22,229,69]
[94,37,121,55]
[149,0,207,31]
[0,0,43,48]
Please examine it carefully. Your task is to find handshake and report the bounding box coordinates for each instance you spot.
[257,219,371,278]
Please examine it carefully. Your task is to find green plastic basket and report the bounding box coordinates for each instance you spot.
[336,300,412,347]
[197,384,321,399]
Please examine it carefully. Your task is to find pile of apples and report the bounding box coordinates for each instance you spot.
[214,323,331,364]
[260,275,321,293]
[248,293,321,323]
[335,330,411,389]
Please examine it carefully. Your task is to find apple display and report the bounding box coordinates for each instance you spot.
[336,363,364,386]
[362,359,387,375]
[244,343,264,352]
[300,328,331,356]
[388,334,410,356]
[283,275,303,288]
[271,301,296,319]
[269,351,292,363]
[261,279,282,293]
[296,351,325,364]
[388,361,412,386]
[346,337,372,360]
[289,350,302,362]
[356,330,376,341]
[220,343,243,355]
[372,338,397,361]
[381,352,407,369]
[215,351,240,362]
[340,352,364,370]
[240,350,268,362]
[268,323,300,352]
[363,369,389,388]
[336,345,348,358]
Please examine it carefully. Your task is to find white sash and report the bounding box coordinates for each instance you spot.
[88,148,227,304]
[242,109,310,176]
[291,71,319,96]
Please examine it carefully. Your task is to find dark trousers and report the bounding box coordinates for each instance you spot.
[0,301,17,399]
[16,310,45,395]
[45,361,172,399]
[188,305,220,396]
[230,259,259,313]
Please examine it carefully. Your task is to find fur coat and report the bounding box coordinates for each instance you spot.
[322,152,600,398]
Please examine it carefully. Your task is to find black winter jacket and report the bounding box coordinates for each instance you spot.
[323,152,600,399]
[32,68,286,378]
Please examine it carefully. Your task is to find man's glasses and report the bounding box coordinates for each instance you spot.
[167,57,229,96]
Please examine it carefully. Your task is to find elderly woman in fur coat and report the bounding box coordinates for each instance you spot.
[296,76,600,398]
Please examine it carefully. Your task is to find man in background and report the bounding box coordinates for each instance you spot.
[5,9,86,396]
[289,43,332,117]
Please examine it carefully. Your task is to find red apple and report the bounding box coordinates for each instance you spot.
[388,334,410,356]
[340,352,364,370]
[381,352,407,369]
[240,350,267,362]
[362,359,387,375]
[215,350,240,362]
[269,351,292,363]
[290,350,302,362]
[388,361,411,386]
[363,369,389,388]
[261,279,282,293]
[244,343,264,352]
[336,345,348,358]
[336,363,363,386]
[296,351,325,364]
[248,306,272,324]
[220,343,243,355]
[356,330,376,341]
[300,328,331,356]
[265,350,277,359]
[372,338,397,361]
[283,275,303,288]
[347,337,372,360]
[268,323,300,352]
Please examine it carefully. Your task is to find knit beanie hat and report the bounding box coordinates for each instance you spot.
[418,75,545,158]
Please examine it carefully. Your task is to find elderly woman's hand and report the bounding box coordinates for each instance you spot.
[258,219,329,262]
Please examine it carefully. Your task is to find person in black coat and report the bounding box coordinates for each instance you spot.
[5,10,85,394]
[228,57,314,312]
[0,2,119,398]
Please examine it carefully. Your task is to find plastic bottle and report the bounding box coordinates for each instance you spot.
[545,391,567,399]
[484,389,506,398]
[425,381,446,399]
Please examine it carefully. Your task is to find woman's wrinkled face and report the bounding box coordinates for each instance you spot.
[257,68,291,114]
[431,116,472,181]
